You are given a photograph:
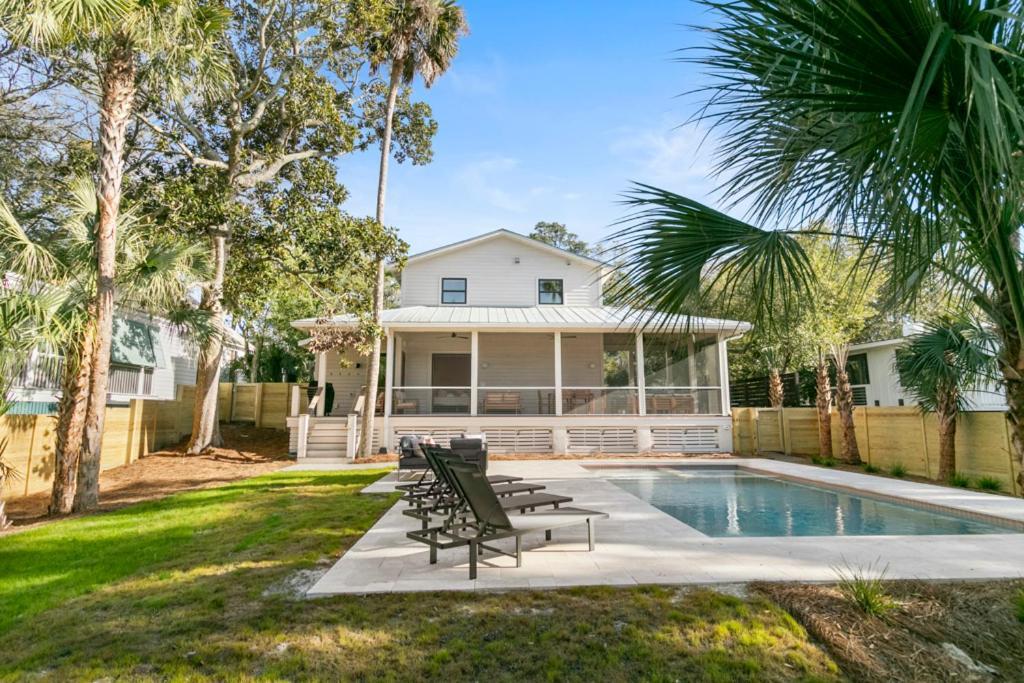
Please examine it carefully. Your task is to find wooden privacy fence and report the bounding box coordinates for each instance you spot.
[1,382,301,501]
[733,406,1023,495]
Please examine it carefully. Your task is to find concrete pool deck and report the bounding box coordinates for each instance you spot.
[299,457,1024,595]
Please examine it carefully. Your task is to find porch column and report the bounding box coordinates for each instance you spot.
[315,351,327,416]
[635,332,647,416]
[470,330,479,416]
[717,334,731,415]
[383,332,395,447]
[553,331,563,416]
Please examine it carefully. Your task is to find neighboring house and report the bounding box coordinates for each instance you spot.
[848,333,1007,410]
[288,229,751,457]
[11,312,245,412]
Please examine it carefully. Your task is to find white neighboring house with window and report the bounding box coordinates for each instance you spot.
[848,333,1007,410]
[288,229,751,459]
[10,311,245,411]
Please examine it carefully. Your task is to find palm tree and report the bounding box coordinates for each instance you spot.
[1,0,227,509]
[896,319,998,482]
[359,0,467,457]
[0,288,65,528]
[0,180,211,514]
[609,1,1024,488]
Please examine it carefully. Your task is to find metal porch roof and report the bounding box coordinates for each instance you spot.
[292,306,751,334]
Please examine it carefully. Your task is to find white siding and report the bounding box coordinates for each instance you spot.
[857,343,1007,410]
[400,234,602,307]
[323,348,370,414]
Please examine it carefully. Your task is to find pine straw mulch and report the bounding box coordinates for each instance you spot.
[755,579,1024,682]
[3,424,292,531]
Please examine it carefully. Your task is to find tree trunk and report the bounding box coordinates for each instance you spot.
[186,232,227,454]
[834,367,861,465]
[767,368,783,408]
[996,318,1024,494]
[359,66,402,458]
[249,334,262,382]
[48,325,95,515]
[936,395,958,482]
[814,359,833,458]
[73,40,136,513]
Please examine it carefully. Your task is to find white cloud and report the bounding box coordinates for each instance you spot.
[608,120,725,205]
[454,156,525,212]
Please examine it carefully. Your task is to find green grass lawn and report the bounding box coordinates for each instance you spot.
[0,470,840,681]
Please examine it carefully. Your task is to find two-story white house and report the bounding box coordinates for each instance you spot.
[287,229,750,457]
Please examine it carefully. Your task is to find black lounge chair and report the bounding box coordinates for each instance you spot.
[403,450,572,530]
[400,446,530,504]
[431,461,609,579]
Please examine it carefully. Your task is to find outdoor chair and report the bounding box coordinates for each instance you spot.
[404,450,572,531]
[400,445,537,505]
[395,435,431,490]
[482,391,521,414]
[439,461,608,579]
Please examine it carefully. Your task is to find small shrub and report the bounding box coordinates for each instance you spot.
[1016,589,1024,623]
[949,471,971,488]
[811,456,836,467]
[834,559,895,617]
[861,463,881,474]
[889,463,907,478]
[977,476,1003,492]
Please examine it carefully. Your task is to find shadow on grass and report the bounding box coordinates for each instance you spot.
[0,467,841,681]
[0,470,395,634]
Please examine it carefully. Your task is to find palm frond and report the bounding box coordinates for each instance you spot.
[894,316,1000,413]
[0,198,59,283]
[606,183,815,333]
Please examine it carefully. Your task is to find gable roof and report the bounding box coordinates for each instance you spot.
[406,229,604,268]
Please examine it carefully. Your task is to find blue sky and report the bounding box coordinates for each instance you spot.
[338,1,722,255]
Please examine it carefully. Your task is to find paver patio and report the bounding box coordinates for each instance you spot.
[300,458,1024,595]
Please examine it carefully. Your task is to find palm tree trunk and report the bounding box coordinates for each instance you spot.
[997,320,1024,494]
[814,359,833,458]
[835,367,861,464]
[936,394,958,482]
[249,334,262,382]
[767,368,783,408]
[186,232,227,454]
[359,65,402,458]
[73,40,136,513]
[49,326,95,514]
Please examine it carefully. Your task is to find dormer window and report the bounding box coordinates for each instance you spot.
[538,279,564,305]
[441,277,467,304]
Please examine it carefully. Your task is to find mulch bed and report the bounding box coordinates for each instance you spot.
[755,580,1024,682]
[4,424,292,531]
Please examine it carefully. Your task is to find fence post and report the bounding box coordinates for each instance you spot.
[253,383,265,429]
[125,399,140,464]
[290,385,300,417]
[752,408,760,454]
[779,408,789,455]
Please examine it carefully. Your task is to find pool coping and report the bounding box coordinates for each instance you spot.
[585,461,1024,532]
[301,457,1024,595]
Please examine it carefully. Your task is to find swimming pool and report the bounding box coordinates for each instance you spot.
[594,466,1020,537]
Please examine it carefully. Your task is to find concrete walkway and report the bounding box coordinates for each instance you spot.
[305,458,1024,595]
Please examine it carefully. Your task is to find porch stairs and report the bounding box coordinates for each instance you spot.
[301,419,350,460]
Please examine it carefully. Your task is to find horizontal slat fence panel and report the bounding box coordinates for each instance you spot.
[2,382,295,501]
[733,406,1021,496]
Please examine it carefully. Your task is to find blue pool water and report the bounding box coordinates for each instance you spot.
[596,466,1018,537]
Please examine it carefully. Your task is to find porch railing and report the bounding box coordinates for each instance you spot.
[386,386,725,416]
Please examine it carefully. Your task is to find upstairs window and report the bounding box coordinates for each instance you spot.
[538,278,564,305]
[441,277,467,304]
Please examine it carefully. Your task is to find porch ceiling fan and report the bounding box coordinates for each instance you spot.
[437,332,470,340]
